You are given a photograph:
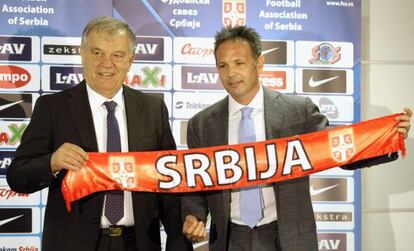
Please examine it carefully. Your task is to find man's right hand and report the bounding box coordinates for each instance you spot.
[182,215,207,242]
[50,143,88,173]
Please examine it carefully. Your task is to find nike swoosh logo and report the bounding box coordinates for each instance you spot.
[0,100,23,112]
[262,47,279,55]
[0,215,24,226]
[308,76,339,87]
[310,184,339,196]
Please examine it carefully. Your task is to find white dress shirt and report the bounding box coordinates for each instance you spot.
[86,84,134,227]
[228,86,277,226]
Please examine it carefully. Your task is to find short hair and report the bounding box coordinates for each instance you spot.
[214,26,262,59]
[81,16,136,54]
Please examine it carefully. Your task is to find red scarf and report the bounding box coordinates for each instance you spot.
[62,114,405,211]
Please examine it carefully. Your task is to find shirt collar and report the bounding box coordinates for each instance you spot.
[228,85,264,117]
[86,84,124,111]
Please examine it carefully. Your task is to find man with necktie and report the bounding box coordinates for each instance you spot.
[7,16,192,251]
[181,25,412,251]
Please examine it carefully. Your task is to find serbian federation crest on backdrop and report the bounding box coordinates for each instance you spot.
[222,0,246,28]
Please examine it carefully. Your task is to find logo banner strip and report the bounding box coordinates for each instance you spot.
[62,114,405,211]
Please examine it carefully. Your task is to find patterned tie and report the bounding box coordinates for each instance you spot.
[238,107,263,228]
[103,101,124,225]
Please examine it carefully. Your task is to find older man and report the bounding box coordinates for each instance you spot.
[7,17,192,251]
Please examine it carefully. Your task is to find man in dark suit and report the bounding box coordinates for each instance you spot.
[181,26,412,250]
[7,17,192,251]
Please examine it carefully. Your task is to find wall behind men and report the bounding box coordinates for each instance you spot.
[361,0,414,250]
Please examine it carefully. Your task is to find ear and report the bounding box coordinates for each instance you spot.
[128,52,134,64]
[256,54,265,72]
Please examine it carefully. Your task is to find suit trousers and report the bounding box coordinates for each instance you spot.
[228,221,281,251]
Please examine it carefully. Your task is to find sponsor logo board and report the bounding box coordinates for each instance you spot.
[0,93,36,119]
[310,177,354,202]
[173,92,227,119]
[174,65,223,91]
[0,236,40,249]
[313,204,354,230]
[296,68,353,94]
[0,36,40,62]
[135,36,172,62]
[0,121,28,149]
[0,179,41,205]
[126,64,172,90]
[0,207,40,233]
[42,65,83,91]
[306,95,354,122]
[260,67,294,92]
[41,37,81,64]
[296,41,354,68]
[174,37,215,64]
[0,64,40,91]
[317,232,354,251]
[0,151,14,175]
[261,40,294,65]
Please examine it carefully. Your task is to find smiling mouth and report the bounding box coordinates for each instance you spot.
[99,72,115,77]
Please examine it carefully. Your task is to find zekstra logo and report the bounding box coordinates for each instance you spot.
[0,65,31,89]
[0,37,32,61]
[43,44,80,56]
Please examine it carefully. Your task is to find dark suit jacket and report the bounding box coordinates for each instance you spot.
[181,87,397,251]
[7,81,192,251]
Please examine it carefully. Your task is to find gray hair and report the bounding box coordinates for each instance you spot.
[81,16,136,54]
[214,26,262,59]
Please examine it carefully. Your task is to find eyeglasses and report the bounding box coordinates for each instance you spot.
[86,48,132,63]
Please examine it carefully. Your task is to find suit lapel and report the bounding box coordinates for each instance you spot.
[208,97,231,214]
[123,85,142,152]
[66,81,98,152]
[263,88,283,140]
[206,97,229,147]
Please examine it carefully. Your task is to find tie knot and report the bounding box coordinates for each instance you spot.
[241,107,253,118]
[104,101,117,113]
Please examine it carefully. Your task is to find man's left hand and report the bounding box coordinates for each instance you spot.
[396,107,412,139]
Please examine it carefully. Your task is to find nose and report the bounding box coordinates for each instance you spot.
[100,55,115,67]
[227,65,238,78]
